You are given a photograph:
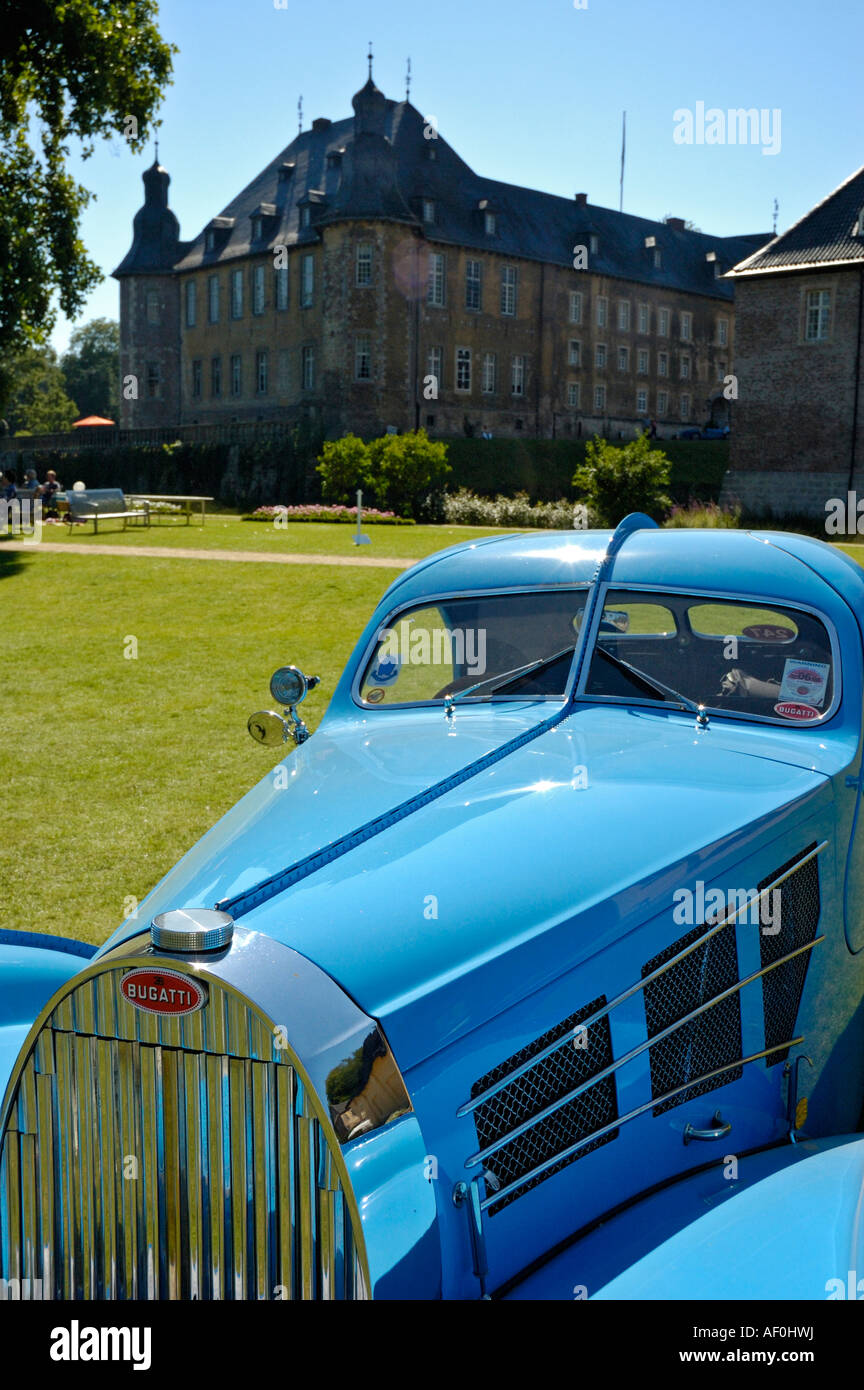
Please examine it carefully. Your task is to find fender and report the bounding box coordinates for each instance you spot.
[0,930,96,1099]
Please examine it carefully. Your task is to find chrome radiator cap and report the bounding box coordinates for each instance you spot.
[151,908,234,953]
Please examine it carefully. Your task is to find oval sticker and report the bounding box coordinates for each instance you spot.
[774,701,821,723]
[120,968,207,1016]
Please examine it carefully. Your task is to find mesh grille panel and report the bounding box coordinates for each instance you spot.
[642,921,742,1116]
[759,846,820,1065]
[470,996,617,1216]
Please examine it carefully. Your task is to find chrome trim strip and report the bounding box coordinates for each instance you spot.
[458,840,827,1118]
[465,934,824,1168]
[478,1039,805,1212]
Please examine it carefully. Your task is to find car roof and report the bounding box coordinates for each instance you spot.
[379,527,864,621]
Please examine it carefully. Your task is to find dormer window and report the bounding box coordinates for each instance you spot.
[423,199,436,223]
[278,162,296,185]
[250,217,263,242]
[300,205,312,229]
[589,233,599,256]
[205,229,216,252]
[485,211,497,236]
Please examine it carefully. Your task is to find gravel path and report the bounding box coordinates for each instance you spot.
[1,541,415,570]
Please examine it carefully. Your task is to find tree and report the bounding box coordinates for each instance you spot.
[5,346,79,435]
[61,318,119,420]
[368,430,451,521]
[0,2,175,410]
[573,433,672,526]
[316,434,375,505]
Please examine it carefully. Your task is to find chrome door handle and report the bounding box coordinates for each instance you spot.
[683,1110,732,1145]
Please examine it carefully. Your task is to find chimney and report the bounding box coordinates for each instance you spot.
[312,117,332,132]
[574,192,588,207]
[665,216,686,231]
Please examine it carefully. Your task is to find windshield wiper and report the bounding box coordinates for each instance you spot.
[593,647,708,722]
[449,645,577,702]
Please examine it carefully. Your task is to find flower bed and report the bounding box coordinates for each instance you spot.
[243,504,414,525]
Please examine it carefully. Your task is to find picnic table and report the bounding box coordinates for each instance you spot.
[128,493,214,525]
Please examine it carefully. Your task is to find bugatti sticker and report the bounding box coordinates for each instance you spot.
[774,701,821,723]
[120,968,207,1016]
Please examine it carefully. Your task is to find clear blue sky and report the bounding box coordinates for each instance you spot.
[51,0,863,353]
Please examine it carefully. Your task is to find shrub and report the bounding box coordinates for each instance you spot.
[443,488,597,529]
[243,503,414,525]
[664,499,741,529]
[573,432,672,526]
[368,429,450,521]
[316,434,374,506]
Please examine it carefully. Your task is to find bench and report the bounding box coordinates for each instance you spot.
[65,488,150,534]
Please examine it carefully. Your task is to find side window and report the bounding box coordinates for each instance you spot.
[360,606,457,705]
[598,601,677,636]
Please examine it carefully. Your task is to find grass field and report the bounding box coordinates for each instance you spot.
[2,525,862,946]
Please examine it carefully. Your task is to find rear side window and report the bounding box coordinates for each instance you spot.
[585,590,836,725]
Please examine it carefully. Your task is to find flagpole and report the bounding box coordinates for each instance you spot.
[619,111,626,213]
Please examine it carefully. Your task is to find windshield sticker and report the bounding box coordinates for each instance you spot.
[778,659,830,708]
[365,687,386,704]
[370,653,401,686]
[774,701,821,723]
[742,624,797,643]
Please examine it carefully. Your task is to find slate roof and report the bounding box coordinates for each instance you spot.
[728,164,864,278]
[116,84,767,300]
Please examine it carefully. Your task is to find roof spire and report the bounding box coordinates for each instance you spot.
[298,94,303,134]
[406,56,411,103]
[154,136,159,164]
[368,41,373,79]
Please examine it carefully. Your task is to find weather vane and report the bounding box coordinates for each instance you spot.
[297,94,303,134]
[773,197,779,235]
[368,42,373,79]
[406,57,412,103]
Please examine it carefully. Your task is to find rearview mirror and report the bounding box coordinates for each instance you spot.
[247,711,289,747]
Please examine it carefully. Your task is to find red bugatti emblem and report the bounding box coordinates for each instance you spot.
[120,968,207,1016]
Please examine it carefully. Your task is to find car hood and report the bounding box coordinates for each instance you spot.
[102,703,831,1068]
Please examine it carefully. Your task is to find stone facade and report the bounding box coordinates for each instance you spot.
[115,75,766,444]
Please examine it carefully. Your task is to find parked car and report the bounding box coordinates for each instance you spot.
[2,514,864,1301]
[678,424,730,440]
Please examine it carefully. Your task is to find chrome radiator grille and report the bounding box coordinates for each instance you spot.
[0,970,367,1300]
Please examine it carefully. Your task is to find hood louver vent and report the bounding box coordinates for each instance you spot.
[759,845,821,1065]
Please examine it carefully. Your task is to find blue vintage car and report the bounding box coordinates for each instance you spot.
[2,514,864,1301]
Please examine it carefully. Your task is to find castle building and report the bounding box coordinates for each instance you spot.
[721,165,864,519]
[114,73,767,441]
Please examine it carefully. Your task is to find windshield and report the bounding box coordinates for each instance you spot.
[584,590,836,725]
[358,589,589,705]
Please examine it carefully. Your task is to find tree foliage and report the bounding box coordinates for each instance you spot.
[61,317,119,420]
[4,345,79,435]
[317,430,451,521]
[573,432,672,526]
[0,2,175,404]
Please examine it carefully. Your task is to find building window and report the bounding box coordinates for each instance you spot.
[484,211,497,236]
[568,339,581,367]
[680,393,692,419]
[251,216,263,242]
[299,205,312,230]
[428,251,446,307]
[595,343,607,369]
[355,335,372,381]
[465,259,482,311]
[482,352,497,393]
[208,275,220,324]
[658,351,669,377]
[637,348,649,374]
[256,349,269,394]
[252,265,266,315]
[428,345,443,393]
[230,269,243,319]
[653,248,662,269]
[211,356,222,397]
[657,390,668,415]
[500,265,518,316]
[638,302,650,334]
[231,354,242,397]
[567,382,580,408]
[192,360,202,398]
[422,199,436,223]
[717,317,729,347]
[594,384,606,411]
[658,307,670,337]
[184,281,196,328]
[275,265,289,310]
[456,347,472,392]
[681,311,693,341]
[596,296,608,328]
[680,354,691,380]
[636,388,648,414]
[278,349,290,393]
[205,229,216,253]
[618,346,629,371]
[145,362,161,398]
[590,234,599,256]
[805,289,831,341]
[301,254,315,307]
[356,243,373,287]
[511,354,525,396]
[569,291,583,325]
[617,300,631,331]
[301,345,315,390]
